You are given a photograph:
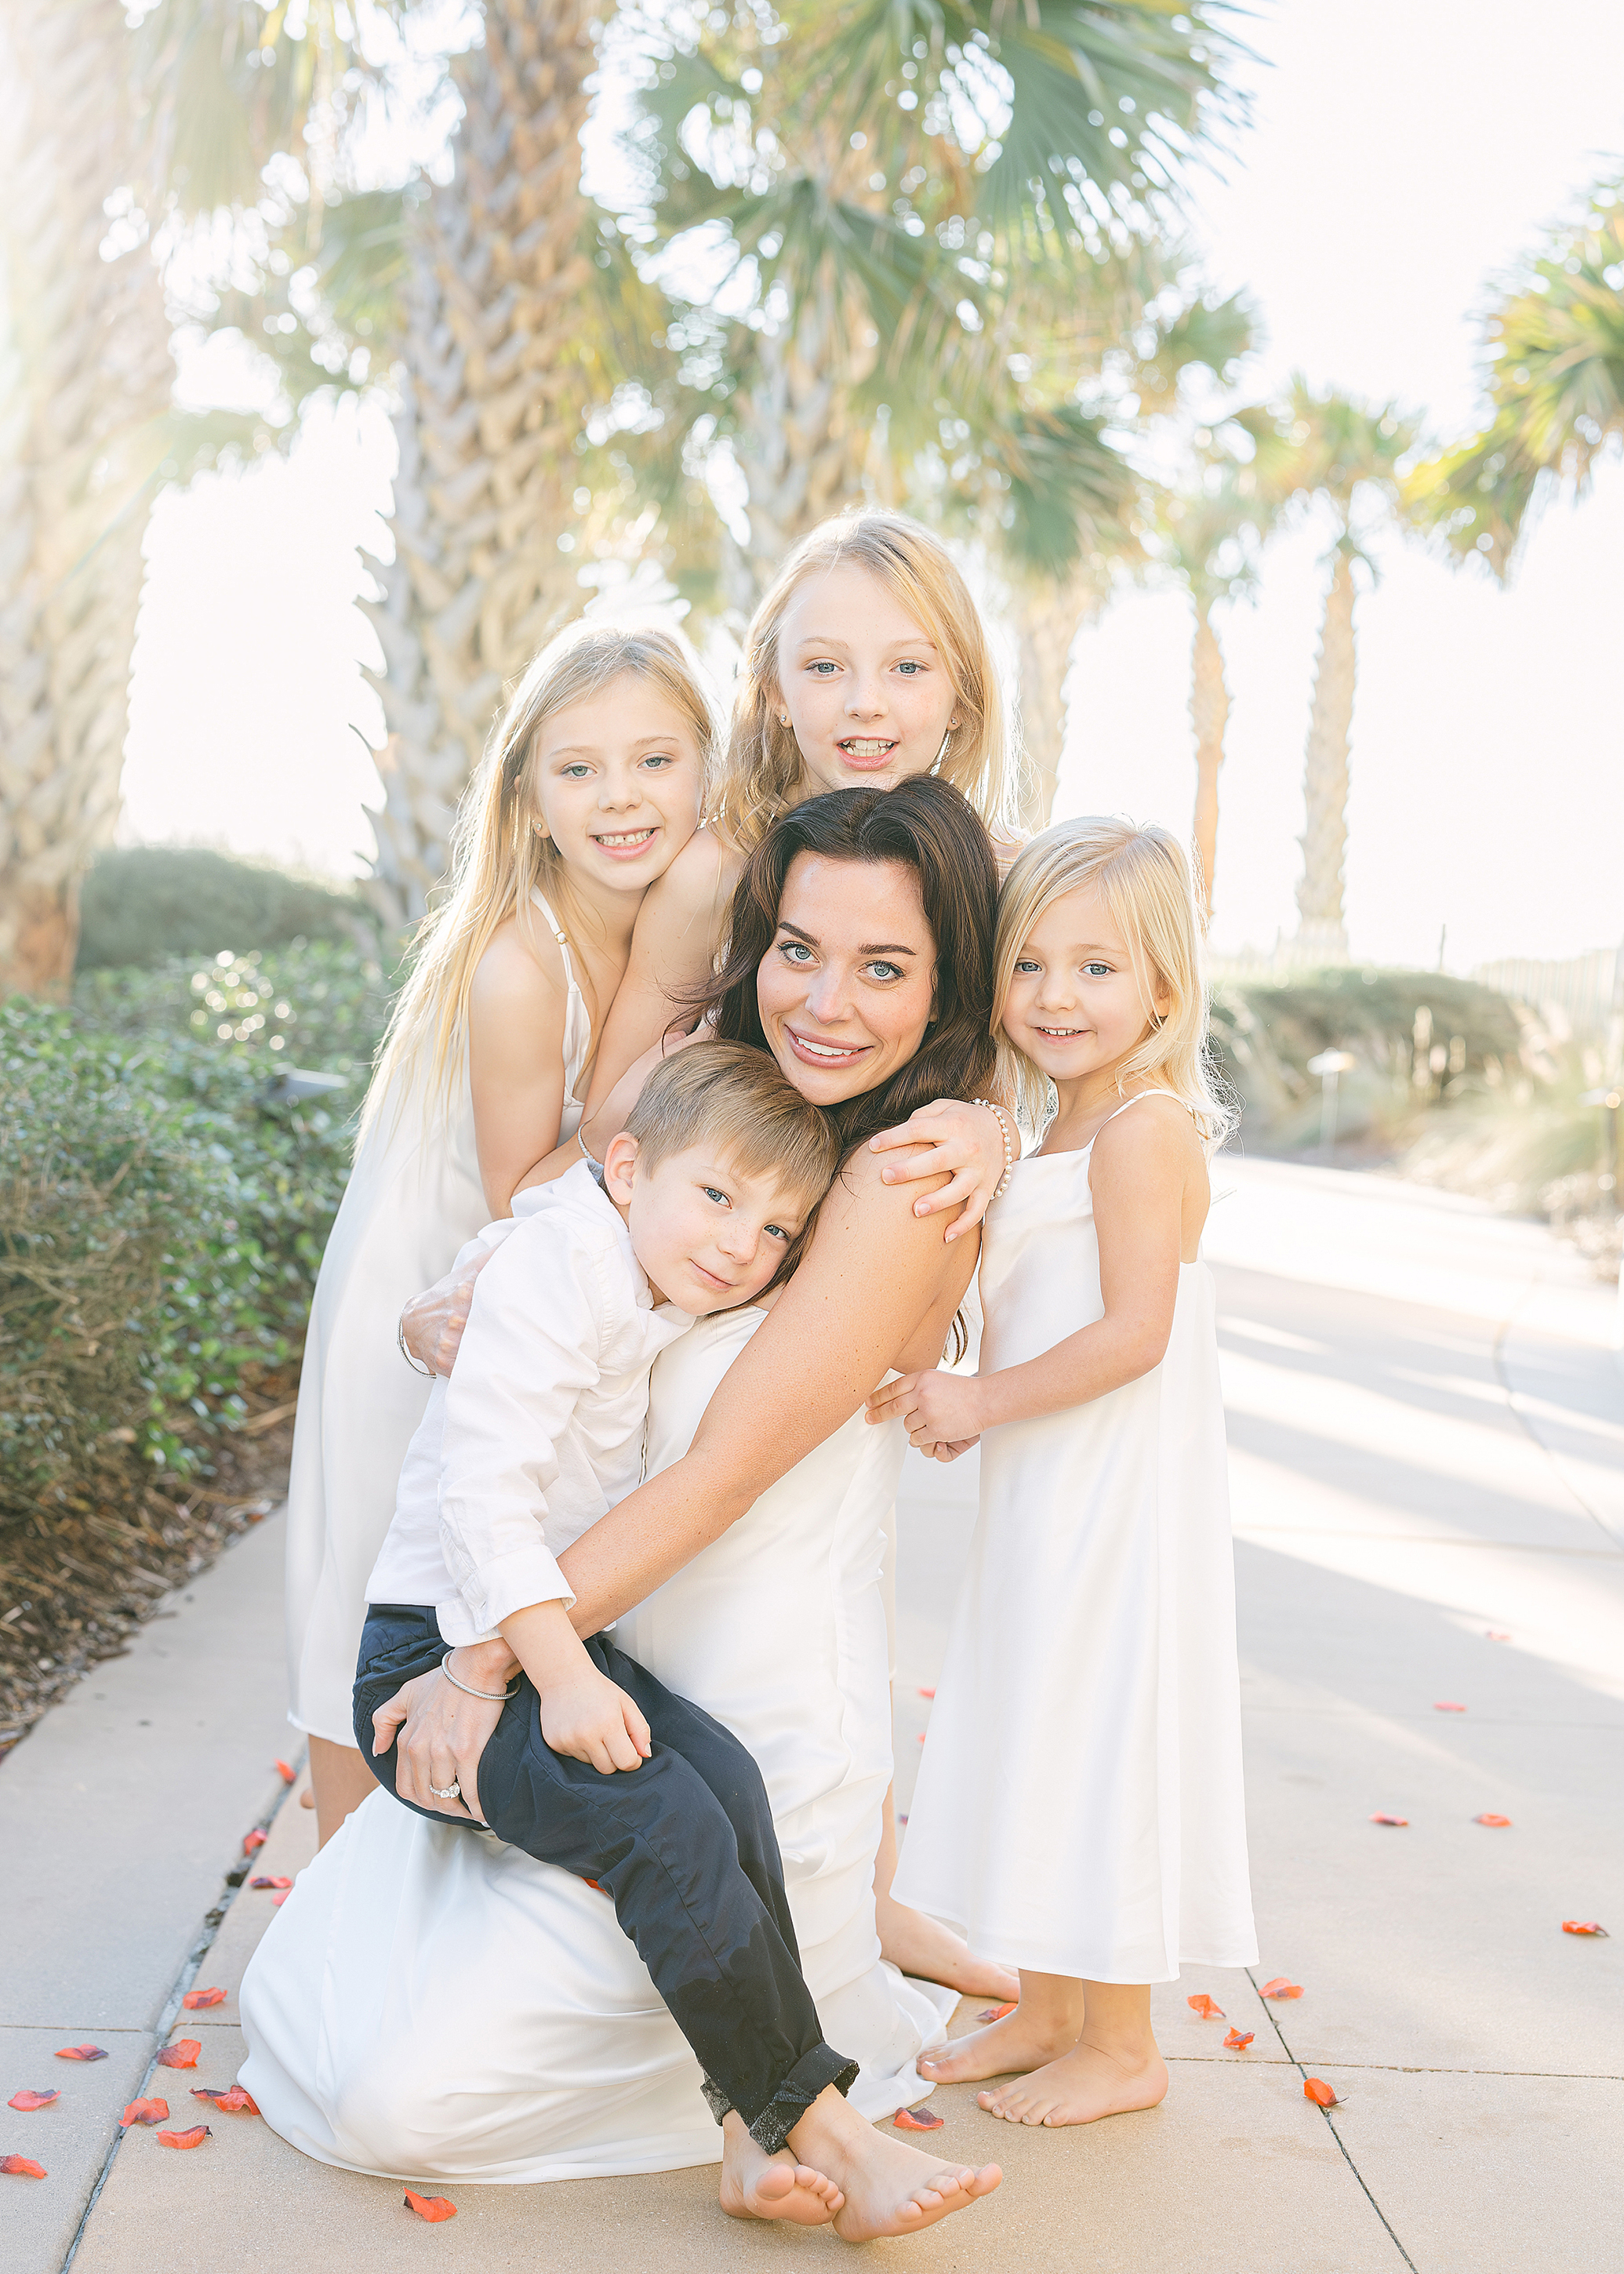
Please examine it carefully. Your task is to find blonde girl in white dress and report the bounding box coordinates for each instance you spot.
[286,625,715,1842]
[869,816,1257,2127]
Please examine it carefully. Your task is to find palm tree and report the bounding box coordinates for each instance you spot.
[1274,380,1420,961]
[1156,478,1259,921]
[1405,174,1623,577]
[0,0,178,995]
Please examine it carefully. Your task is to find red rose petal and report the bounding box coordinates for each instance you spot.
[182,1988,226,2010]
[192,2087,259,2114]
[157,2124,210,2149]
[242,1829,267,1855]
[1370,1813,1408,1826]
[272,1891,289,1906]
[1,2155,47,2178]
[404,2189,457,2221]
[1303,2076,1338,2107]
[1433,1701,1466,1712]
[8,2090,58,2110]
[1186,1993,1225,2019]
[1223,2029,1255,2050]
[1474,1813,1512,1828]
[1562,1920,1609,1937]
[121,2099,169,2127]
[156,2040,201,2069]
[55,2045,108,2062]
[917,1687,936,1699]
[249,1875,292,1891]
[274,1759,296,1783]
[893,2103,945,2131]
[976,2002,1018,2023]
[1260,1978,1303,2000]
[1486,1630,1510,1641]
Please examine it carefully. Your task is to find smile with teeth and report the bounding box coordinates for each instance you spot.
[1034,1024,1086,1038]
[592,826,657,848]
[837,738,898,758]
[787,1030,870,1063]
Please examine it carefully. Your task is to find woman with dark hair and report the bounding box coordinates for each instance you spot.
[240,781,1012,2241]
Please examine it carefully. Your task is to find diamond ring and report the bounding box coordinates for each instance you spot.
[428,1778,461,1801]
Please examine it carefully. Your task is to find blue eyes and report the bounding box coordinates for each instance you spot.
[1084,962,1113,978]
[776,941,901,983]
[803,659,927,677]
[556,754,677,779]
[1015,959,1114,978]
[779,941,814,963]
[701,1186,794,1244]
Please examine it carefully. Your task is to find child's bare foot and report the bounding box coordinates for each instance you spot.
[917,2002,1080,2085]
[718,2112,844,2226]
[978,2038,1168,2127]
[876,1890,1019,2003]
[787,2086,1001,2243]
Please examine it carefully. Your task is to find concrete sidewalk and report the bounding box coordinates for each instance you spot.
[6,1161,1620,2272]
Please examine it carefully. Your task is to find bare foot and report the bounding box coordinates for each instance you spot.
[718,2112,844,2226]
[876,1890,1019,2003]
[979,2038,1168,2127]
[918,2004,1079,2086]
[788,2087,1001,2243]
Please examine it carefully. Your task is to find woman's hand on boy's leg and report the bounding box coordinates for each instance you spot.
[375,1663,504,1823]
[536,1661,653,1775]
[866,1369,986,1453]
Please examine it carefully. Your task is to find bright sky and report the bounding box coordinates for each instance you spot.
[121,0,1624,973]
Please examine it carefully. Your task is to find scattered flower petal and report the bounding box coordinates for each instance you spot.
[182,1988,226,2011]
[249,1876,292,1891]
[121,2100,169,2127]
[404,2189,457,2221]
[272,1891,289,1906]
[917,1732,925,1742]
[917,1687,936,1699]
[156,2040,201,2070]
[1486,1631,1510,1641]
[1,2156,46,2178]
[242,1829,267,1856]
[8,2090,58,2110]
[192,2087,259,2114]
[1303,2076,1338,2108]
[157,2125,210,2150]
[893,2104,944,2131]
[1433,1701,1466,1713]
[55,2046,108,2062]
[1474,1814,1512,1828]
[1223,2029,1255,2051]
[1369,1813,1408,1826]
[274,1760,296,1784]
[1260,1978,1303,2000]
[1186,1994,1225,2019]
[1562,1920,1609,1937]
[976,2003,1018,2023]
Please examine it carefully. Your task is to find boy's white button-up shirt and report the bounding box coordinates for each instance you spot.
[365,1161,692,1646]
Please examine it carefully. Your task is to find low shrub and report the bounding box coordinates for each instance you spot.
[75,845,377,972]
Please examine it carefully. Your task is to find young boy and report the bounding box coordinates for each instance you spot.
[356,1044,856,2224]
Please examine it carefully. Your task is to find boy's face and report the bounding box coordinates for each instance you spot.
[604,1140,814,1315]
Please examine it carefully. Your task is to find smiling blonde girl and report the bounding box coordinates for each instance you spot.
[870,816,1257,2127]
[286,623,714,1842]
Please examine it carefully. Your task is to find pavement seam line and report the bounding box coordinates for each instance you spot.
[57,1754,306,2273]
[1494,1277,1624,1550]
[1246,1967,1419,2273]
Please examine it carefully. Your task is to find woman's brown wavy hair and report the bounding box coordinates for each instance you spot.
[687,777,999,1163]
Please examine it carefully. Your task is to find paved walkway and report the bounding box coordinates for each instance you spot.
[5,1161,1619,2272]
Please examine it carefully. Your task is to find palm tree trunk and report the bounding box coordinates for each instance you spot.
[1190,598,1229,924]
[363,0,597,928]
[1295,547,1356,960]
[1016,577,1089,827]
[0,0,174,994]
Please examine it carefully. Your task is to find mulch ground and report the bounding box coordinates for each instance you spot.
[0,1366,298,1757]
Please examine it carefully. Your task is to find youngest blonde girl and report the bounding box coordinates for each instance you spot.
[868,817,1257,2127]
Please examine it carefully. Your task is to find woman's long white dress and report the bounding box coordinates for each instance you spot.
[892,1103,1256,1984]
[283,894,589,1745]
[240,1308,954,2181]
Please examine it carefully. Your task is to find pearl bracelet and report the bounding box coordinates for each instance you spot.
[972,1099,1018,1200]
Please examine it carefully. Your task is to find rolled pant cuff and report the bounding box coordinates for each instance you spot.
[702,2042,860,2156]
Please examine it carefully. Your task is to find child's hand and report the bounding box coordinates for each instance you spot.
[866,1369,986,1455]
[537,1659,652,1774]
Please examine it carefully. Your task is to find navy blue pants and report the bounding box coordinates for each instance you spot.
[355,1604,856,2153]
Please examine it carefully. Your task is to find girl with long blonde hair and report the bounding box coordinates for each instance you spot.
[871,816,1256,2126]
[288,623,715,1842]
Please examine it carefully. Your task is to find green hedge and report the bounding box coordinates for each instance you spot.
[75,846,376,972]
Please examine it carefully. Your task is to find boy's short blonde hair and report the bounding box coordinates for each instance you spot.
[624,1042,839,1221]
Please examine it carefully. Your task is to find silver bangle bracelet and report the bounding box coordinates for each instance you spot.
[397,1317,434,1378]
[972,1099,1018,1200]
[440,1649,520,1703]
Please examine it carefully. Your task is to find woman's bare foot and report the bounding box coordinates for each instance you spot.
[875,1890,1019,2003]
[718,2112,844,2226]
[787,2087,1001,2243]
[917,2003,1080,2086]
[979,2038,1168,2127]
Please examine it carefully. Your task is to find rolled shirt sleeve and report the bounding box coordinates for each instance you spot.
[434,1219,614,1643]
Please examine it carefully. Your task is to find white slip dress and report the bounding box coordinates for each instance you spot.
[892,1092,1257,1984]
[282,893,590,1745]
[238,1308,954,2182]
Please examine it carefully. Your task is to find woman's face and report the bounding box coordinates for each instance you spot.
[527,677,703,902]
[756,852,938,1106]
[775,562,960,798]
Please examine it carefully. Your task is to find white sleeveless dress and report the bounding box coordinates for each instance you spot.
[893,1094,1257,1983]
[283,893,590,1745]
[239,1307,954,2181]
